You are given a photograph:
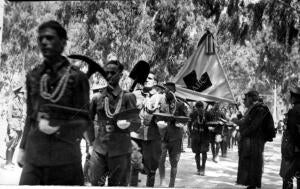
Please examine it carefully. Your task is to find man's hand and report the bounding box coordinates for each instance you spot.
[175,123,185,128]
[38,118,60,135]
[117,120,131,129]
[88,145,94,157]
[208,127,215,131]
[17,148,26,167]
[157,121,168,129]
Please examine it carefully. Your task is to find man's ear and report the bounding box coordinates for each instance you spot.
[61,39,67,48]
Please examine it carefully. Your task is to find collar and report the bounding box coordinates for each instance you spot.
[106,85,122,97]
[43,56,69,74]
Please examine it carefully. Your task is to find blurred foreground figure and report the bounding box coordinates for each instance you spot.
[18,20,92,185]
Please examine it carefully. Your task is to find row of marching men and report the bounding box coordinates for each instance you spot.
[86,70,240,187]
[187,101,240,176]
[87,70,189,187]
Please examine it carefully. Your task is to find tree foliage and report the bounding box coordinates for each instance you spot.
[1,0,300,109]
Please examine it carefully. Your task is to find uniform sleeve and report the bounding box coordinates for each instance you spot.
[240,106,268,137]
[288,108,300,149]
[6,97,13,126]
[19,74,31,150]
[72,72,95,143]
[124,92,137,110]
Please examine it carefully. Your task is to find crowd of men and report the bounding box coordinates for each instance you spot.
[1,20,300,189]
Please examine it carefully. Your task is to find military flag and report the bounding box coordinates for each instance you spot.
[171,31,235,103]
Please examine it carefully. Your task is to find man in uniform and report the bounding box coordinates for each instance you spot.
[188,101,209,176]
[17,20,92,185]
[4,86,25,168]
[130,72,163,187]
[89,60,138,186]
[280,85,300,189]
[206,103,225,163]
[158,82,188,187]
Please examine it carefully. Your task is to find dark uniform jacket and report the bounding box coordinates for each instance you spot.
[280,102,300,179]
[159,98,187,142]
[19,57,91,166]
[90,86,137,157]
[287,102,300,156]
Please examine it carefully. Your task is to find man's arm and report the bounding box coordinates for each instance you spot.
[72,72,94,144]
[19,74,31,150]
[124,92,137,110]
[288,108,300,149]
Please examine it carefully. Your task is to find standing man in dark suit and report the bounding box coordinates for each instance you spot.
[88,60,138,186]
[233,90,270,189]
[17,20,92,185]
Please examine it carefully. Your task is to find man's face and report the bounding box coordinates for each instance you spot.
[144,73,156,88]
[38,28,65,59]
[105,64,122,87]
[243,95,251,108]
[196,105,204,114]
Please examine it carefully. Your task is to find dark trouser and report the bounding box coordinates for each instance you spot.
[130,139,161,187]
[195,152,207,172]
[211,140,220,160]
[88,151,130,186]
[220,137,227,157]
[5,130,22,164]
[159,140,181,187]
[282,173,300,189]
[19,162,84,185]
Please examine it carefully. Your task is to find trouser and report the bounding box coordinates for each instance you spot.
[88,151,130,186]
[130,139,161,187]
[211,140,220,159]
[5,130,22,164]
[19,162,84,185]
[220,139,227,157]
[195,152,207,171]
[159,140,181,187]
[187,135,191,148]
[282,173,300,189]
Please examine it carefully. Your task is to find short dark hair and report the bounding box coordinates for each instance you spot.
[38,20,68,40]
[105,60,124,72]
[195,101,204,108]
[245,90,259,101]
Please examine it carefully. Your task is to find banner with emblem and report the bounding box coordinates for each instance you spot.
[170,31,235,103]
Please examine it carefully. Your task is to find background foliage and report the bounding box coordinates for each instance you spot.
[1,0,300,116]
